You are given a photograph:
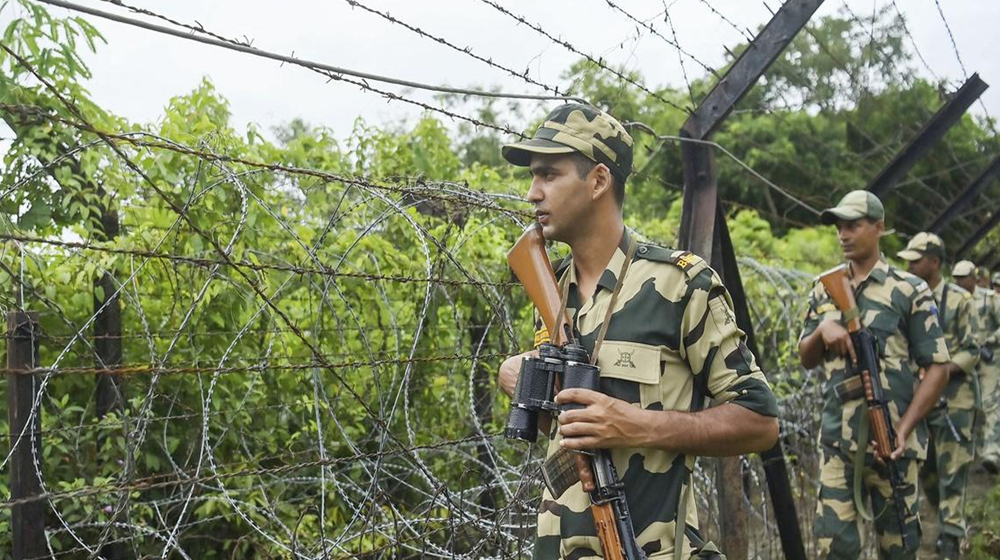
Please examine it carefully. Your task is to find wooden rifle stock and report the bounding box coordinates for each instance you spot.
[591,503,628,560]
[507,224,571,346]
[818,264,862,334]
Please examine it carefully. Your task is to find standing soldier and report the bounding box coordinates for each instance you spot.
[953,260,1000,475]
[799,192,951,560]
[497,103,779,559]
[896,234,980,559]
[976,267,991,290]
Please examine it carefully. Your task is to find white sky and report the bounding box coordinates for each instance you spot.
[7,0,1000,141]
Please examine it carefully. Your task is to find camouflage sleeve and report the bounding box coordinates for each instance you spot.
[907,283,950,367]
[950,293,980,374]
[681,268,779,417]
[798,283,823,344]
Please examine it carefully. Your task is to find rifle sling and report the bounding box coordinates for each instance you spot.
[556,235,638,362]
[852,410,874,522]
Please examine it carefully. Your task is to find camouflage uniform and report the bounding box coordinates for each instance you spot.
[800,258,950,560]
[896,235,981,545]
[916,281,980,541]
[972,284,1000,465]
[530,232,777,560]
[503,104,778,560]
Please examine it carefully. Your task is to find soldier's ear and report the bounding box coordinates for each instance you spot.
[590,163,613,202]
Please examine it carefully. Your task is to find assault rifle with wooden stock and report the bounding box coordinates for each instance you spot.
[819,264,913,550]
[506,223,646,560]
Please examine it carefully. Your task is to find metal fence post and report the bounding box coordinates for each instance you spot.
[7,311,45,560]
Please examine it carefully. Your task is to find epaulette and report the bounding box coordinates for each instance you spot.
[953,283,973,299]
[635,244,709,280]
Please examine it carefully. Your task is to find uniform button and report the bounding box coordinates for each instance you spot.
[638,246,648,255]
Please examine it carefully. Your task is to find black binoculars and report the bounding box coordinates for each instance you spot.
[504,342,601,443]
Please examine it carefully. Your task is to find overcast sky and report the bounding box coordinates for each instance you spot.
[6,0,1000,141]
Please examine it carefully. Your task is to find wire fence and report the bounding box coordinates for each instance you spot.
[0,99,829,558]
[0,0,994,559]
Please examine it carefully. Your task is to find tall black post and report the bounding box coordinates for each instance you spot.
[8,311,46,560]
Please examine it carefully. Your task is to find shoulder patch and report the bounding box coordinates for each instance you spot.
[635,245,708,279]
[914,280,930,293]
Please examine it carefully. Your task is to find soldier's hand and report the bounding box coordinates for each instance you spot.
[871,428,908,462]
[819,319,857,365]
[555,389,641,450]
[498,350,537,397]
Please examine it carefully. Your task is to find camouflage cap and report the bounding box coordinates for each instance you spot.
[993,272,1000,286]
[896,231,945,262]
[952,260,976,277]
[819,190,885,225]
[502,103,634,183]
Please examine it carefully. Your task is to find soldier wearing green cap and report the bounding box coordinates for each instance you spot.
[497,103,779,560]
[896,234,980,558]
[954,260,1000,475]
[799,191,951,560]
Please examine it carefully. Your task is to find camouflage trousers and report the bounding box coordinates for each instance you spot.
[979,360,1000,463]
[920,406,976,538]
[814,445,921,560]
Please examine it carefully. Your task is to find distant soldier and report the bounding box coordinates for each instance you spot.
[897,234,980,559]
[799,192,950,560]
[976,267,991,290]
[953,260,1000,475]
[993,272,1000,294]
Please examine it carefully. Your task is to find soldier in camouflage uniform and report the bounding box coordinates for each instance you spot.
[497,103,779,560]
[953,261,1000,475]
[976,267,991,290]
[798,192,951,560]
[896,234,980,559]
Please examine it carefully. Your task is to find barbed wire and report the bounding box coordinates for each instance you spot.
[34,0,550,141]
[0,231,518,288]
[472,0,691,114]
[0,102,533,220]
[600,0,721,80]
[888,0,939,82]
[335,0,572,99]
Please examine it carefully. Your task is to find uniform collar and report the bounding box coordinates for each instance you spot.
[565,228,632,294]
[851,256,889,287]
[931,278,948,300]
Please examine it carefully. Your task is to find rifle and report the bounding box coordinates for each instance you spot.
[507,223,646,560]
[819,264,914,550]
